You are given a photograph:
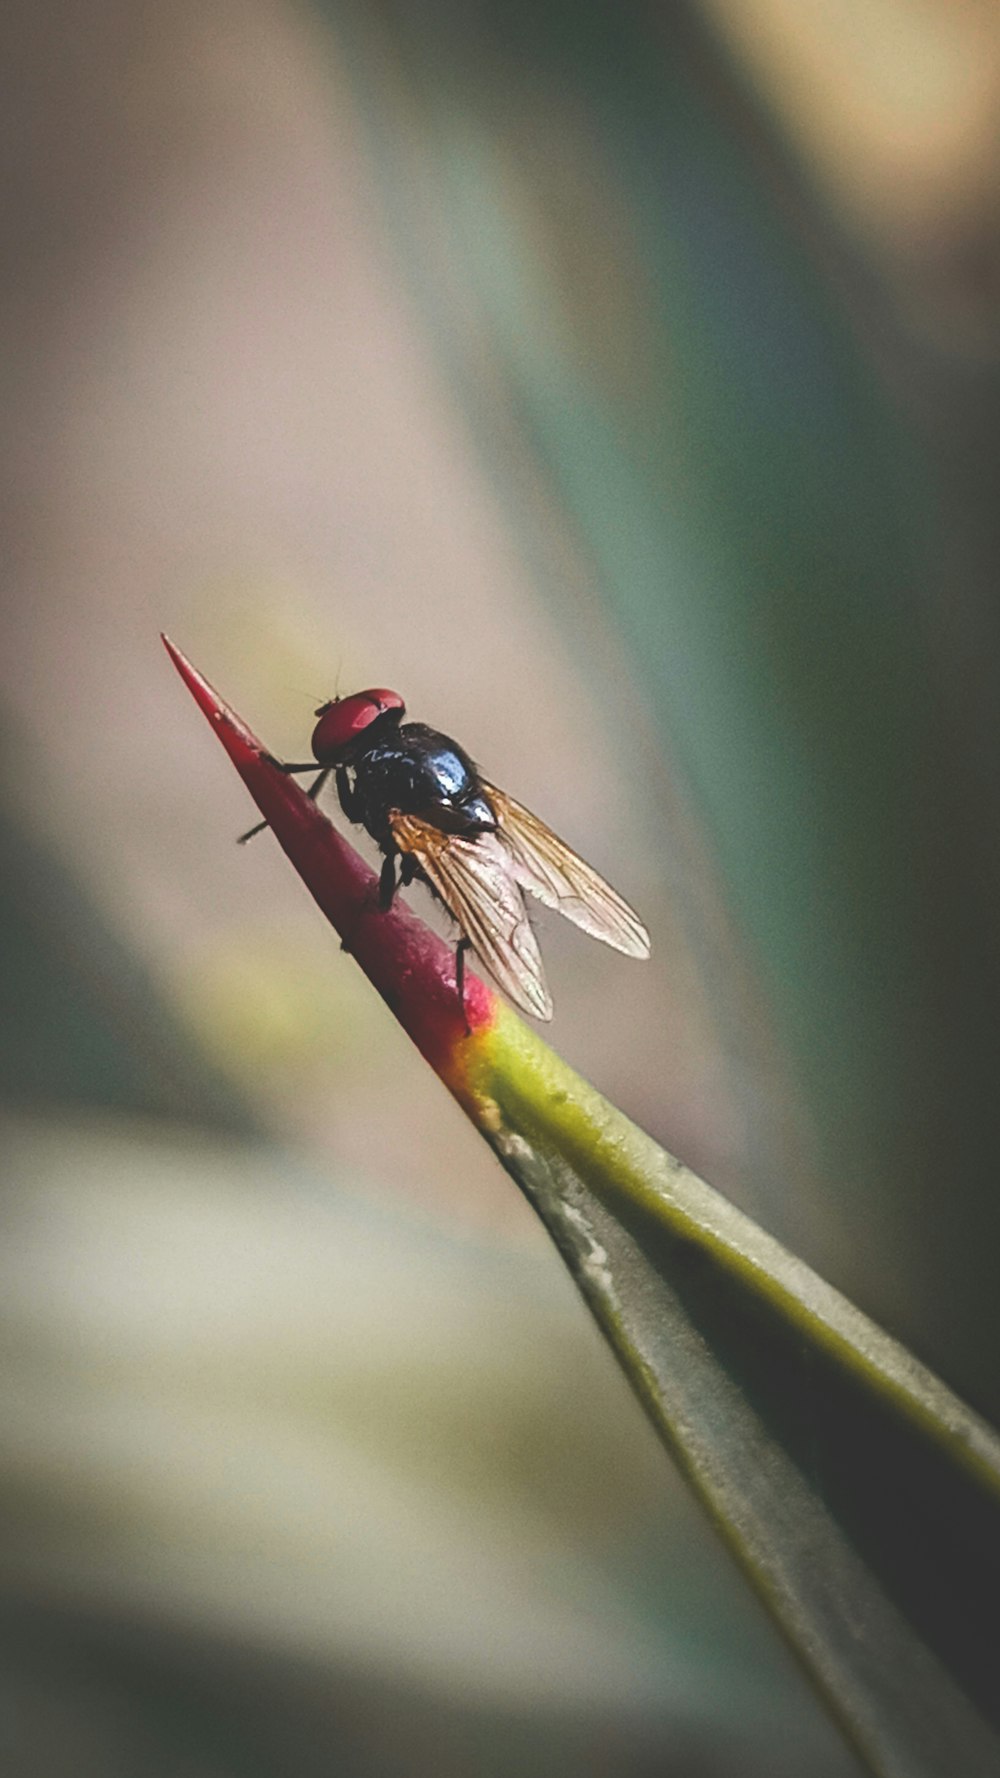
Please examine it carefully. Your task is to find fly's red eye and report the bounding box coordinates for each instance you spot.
[311,688,405,760]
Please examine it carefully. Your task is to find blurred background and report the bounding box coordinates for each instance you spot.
[2,0,999,1771]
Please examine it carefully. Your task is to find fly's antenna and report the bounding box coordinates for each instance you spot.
[297,653,345,710]
[311,656,345,719]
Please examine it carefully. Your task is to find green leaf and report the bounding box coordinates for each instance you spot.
[168,637,1000,1778]
[477,1008,1000,1778]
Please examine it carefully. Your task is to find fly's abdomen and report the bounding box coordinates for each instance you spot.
[456,790,496,832]
[414,738,497,834]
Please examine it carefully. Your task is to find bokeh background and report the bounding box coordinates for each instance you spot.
[2,1,999,1772]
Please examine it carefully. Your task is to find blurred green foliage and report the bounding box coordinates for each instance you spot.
[332,0,1000,1424]
[3,0,999,1772]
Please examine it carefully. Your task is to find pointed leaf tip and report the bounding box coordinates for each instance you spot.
[164,637,498,1074]
[161,635,265,755]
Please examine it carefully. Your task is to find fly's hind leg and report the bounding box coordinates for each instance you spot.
[354,848,413,955]
[378,851,398,912]
[379,850,417,911]
[455,936,471,1034]
[344,839,399,955]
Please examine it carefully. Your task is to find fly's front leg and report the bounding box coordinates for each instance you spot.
[238,764,330,844]
[306,767,330,803]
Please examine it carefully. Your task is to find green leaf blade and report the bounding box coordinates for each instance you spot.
[477,1008,1000,1777]
[169,640,1000,1777]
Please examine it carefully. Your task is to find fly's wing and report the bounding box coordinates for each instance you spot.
[482,784,651,959]
[389,812,554,1020]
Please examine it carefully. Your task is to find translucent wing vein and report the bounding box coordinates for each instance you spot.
[482,784,650,958]
[390,812,553,1020]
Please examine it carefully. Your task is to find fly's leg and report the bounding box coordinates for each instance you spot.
[377,845,420,912]
[455,937,471,1033]
[336,766,362,824]
[238,819,270,845]
[306,767,331,804]
[238,764,329,844]
[343,846,409,955]
[378,852,398,912]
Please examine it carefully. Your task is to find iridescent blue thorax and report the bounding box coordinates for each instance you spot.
[351,722,496,843]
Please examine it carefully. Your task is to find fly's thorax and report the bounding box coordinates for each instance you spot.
[351,724,495,841]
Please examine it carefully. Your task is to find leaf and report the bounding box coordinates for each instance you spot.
[165,636,1000,1777]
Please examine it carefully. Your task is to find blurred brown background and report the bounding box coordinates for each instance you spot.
[1,1,999,1772]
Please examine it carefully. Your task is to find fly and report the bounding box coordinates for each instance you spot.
[240,689,650,1020]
